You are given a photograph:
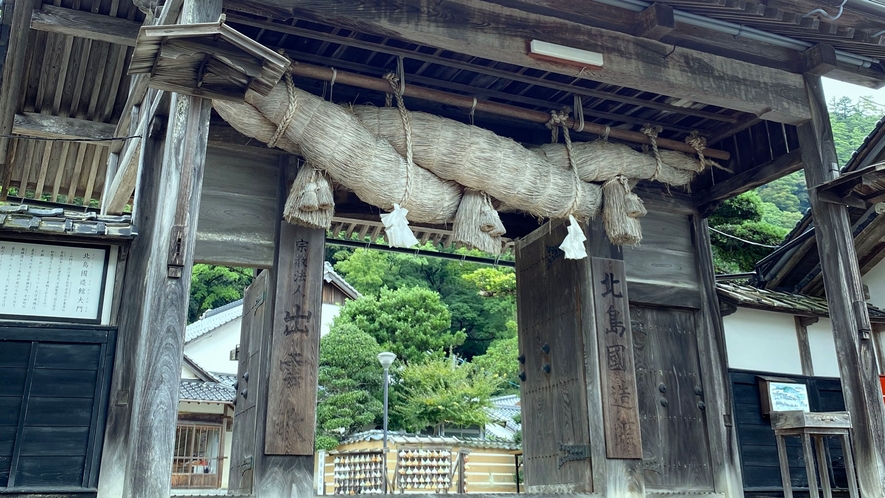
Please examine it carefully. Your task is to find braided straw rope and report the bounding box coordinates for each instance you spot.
[384,72,416,206]
[267,71,298,149]
[640,124,664,182]
[547,109,586,220]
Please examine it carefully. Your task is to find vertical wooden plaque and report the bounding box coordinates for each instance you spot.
[264,222,325,455]
[591,257,643,459]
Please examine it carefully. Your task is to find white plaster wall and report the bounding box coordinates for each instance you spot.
[322,303,341,337]
[806,317,840,378]
[722,308,803,375]
[221,426,232,488]
[185,320,242,374]
[181,364,200,380]
[864,259,885,310]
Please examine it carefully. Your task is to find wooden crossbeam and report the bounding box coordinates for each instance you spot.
[634,3,675,41]
[274,0,811,123]
[695,148,803,212]
[30,5,142,46]
[13,112,117,142]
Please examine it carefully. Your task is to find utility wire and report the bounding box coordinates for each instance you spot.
[709,226,781,248]
[0,134,141,142]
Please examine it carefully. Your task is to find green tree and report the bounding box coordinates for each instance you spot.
[473,329,519,394]
[315,324,384,450]
[393,355,501,435]
[462,267,516,297]
[188,264,253,323]
[333,286,465,364]
[709,191,787,273]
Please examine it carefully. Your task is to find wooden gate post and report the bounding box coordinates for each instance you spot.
[800,73,885,498]
[96,1,221,496]
[251,156,325,497]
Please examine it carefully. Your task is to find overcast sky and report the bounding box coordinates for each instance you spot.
[823,77,885,107]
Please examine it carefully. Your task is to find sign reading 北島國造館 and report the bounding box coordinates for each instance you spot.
[0,240,109,323]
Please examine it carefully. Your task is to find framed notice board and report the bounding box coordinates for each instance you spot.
[0,239,110,323]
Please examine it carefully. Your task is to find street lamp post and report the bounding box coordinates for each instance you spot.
[377,351,396,493]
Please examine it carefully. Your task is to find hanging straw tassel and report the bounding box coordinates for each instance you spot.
[625,192,647,219]
[478,192,506,237]
[283,163,335,229]
[603,176,642,246]
[453,190,504,255]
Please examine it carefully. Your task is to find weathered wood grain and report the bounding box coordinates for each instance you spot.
[800,73,885,498]
[691,216,745,498]
[515,220,594,492]
[228,271,268,493]
[30,5,140,47]
[634,3,675,41]
[12,112,116,142]
[278,0,810,124]
[591,257,643,460]
[264,217,324,455]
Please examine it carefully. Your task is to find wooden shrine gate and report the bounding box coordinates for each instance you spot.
[516,210,739,496]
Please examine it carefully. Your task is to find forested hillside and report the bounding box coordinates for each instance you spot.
[710,96,882,273]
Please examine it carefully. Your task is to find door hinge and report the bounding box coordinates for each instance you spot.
[558,443,590,469]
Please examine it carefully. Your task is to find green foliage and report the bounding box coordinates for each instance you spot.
[393,355,501,434]
[462,267,516,297]
[188,264,254,323]
[830,96,881,166]
[709,192,787,273]
[472,326,519,394]
[756,171,809,214]
[316,324,384,449]
[332,247,516,360]
[333,286,465,364]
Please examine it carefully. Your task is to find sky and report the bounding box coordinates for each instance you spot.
[823,77,885,107]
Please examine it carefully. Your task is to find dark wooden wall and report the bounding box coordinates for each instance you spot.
[0,325,115,492]
[730,370,849,494]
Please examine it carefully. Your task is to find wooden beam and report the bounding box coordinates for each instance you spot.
[278,0,811,124]
[695,148,803,212]
[800,73,885,498]
[691,216,745,497]
[30,4,141,46]
[13,112,116,142]
[801,43,838,77]
[633,3,674,41]
[102,90,162,215]
[0,0,40,198]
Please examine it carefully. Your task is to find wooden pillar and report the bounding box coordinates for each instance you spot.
[692,216,745,498]
[96,2,221,496]
[800,73,885,497]
[251,156,325,497]
[515,218,644,497]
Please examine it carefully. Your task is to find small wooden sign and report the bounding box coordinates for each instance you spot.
[0,240,109,323]
[591,257,643,459]
[265,223,324,455]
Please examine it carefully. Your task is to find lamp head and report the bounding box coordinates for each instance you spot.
[377,351,397,369]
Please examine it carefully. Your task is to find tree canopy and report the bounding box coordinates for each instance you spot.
[315,324,384,450]
[188,264,253,323]
[393,355,501,435]
[332,286,465,364]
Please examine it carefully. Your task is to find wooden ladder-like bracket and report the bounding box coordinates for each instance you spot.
[167,224,186,278]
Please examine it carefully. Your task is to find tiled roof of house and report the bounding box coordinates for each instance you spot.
[185,263,359,344]
[178,380,235,403]
[0,204,134,238]
[717,282,885,322]
[185,299,244,344]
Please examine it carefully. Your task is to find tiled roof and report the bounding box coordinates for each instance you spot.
[324,262,361,300]
[341,430,521,452]
[178,379,235,403]
[214,373,237,388]
[717,282,885,322]
[185,299,244,343]
[0,204,134,238]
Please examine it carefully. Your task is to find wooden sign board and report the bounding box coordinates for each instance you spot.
[591,257,643,459]
[265,223,324,455]
[0,240,109,323]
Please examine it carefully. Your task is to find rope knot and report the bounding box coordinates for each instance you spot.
[267,72,297,149]
[641,124,664,182]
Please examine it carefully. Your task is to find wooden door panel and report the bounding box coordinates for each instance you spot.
[228,271,268,492]
[516,223,593,492]
[631,306,714,490]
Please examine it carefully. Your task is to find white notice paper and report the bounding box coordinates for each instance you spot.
[0,240,107,322]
